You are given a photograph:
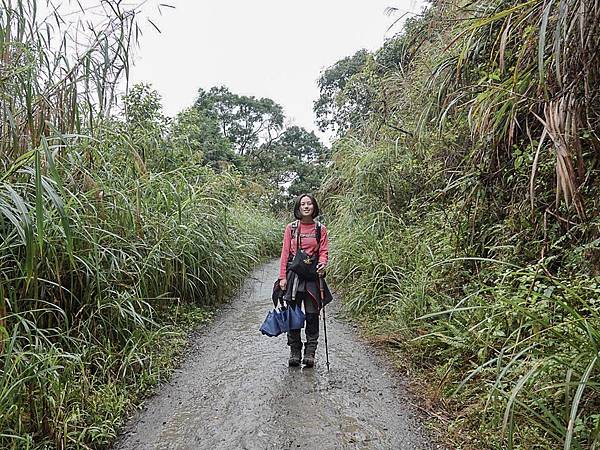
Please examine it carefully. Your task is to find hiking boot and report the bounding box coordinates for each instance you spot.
[288,348,301,367]
[302,349,315,367]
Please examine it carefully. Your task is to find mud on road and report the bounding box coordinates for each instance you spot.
[115,260,439,450]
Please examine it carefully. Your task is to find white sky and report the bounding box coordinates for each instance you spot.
[128,0,424,141]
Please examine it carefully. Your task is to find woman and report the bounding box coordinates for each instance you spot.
[279,193,332,367]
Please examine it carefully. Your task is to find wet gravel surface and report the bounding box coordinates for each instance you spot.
[115,260,439,450]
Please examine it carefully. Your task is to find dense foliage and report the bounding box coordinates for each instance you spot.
[321,0,600,448]
[190,86,330,208]
[0,1,283,447]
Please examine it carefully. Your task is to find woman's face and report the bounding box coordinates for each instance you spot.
[299,196,314,218]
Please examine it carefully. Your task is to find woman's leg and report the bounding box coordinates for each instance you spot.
[287,328,302,367]
[303,313,319,367]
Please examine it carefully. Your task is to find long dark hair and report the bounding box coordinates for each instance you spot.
[293,194,320,220]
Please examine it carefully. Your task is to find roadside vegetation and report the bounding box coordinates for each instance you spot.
[319,1,599,448]
[4,0,598,447]
[0,1,328,448]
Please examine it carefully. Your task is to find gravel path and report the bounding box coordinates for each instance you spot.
[115,260,438,450]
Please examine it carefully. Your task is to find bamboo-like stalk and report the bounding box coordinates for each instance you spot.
[0,0,139,170]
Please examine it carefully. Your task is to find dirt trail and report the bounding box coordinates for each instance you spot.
[115,260,439,449]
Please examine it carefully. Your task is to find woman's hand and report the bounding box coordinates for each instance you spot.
[316,262,326,276]
[279,278,287,290]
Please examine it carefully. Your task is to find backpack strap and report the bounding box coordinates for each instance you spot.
[291,220,300,252]
[291,220,321,256]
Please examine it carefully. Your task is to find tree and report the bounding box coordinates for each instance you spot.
[194,86,284,156]
[169,108,240,170]
[250,125,329,198]
[190,85,330,206]
[314,49,372,135]
[123,83,165,130]
[122,83,168,166]
[275,125,325,163]
[288,162,327,199]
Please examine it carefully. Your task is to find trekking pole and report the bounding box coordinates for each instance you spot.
[319,275,330,371]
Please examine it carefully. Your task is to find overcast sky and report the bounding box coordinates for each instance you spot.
[127,1,424,141]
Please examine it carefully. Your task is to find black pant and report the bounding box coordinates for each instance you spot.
[287,312,319,354]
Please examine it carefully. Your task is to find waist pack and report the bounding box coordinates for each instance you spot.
[288,249,319,281]
[288,220,321,281]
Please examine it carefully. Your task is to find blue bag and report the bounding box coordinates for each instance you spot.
[288,305,305,330]
[259,309,282,337]
[275,307,291,333]
[260,305,305,337]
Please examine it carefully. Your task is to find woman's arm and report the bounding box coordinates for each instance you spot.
[278,223,292,280]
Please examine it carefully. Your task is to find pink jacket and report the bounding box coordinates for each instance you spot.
[278,221,329,280]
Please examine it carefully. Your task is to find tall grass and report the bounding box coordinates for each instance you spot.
[0,146,279,447]
[321,0,600,447]
[427,0,600,221]
[0,1,280,447]
[328,188,600,448]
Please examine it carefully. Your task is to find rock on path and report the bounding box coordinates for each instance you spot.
[115,260,438,450]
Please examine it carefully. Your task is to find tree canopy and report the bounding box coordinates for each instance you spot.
[194,86,285,156]
[118,84,331,206]
[314,49,372,135]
